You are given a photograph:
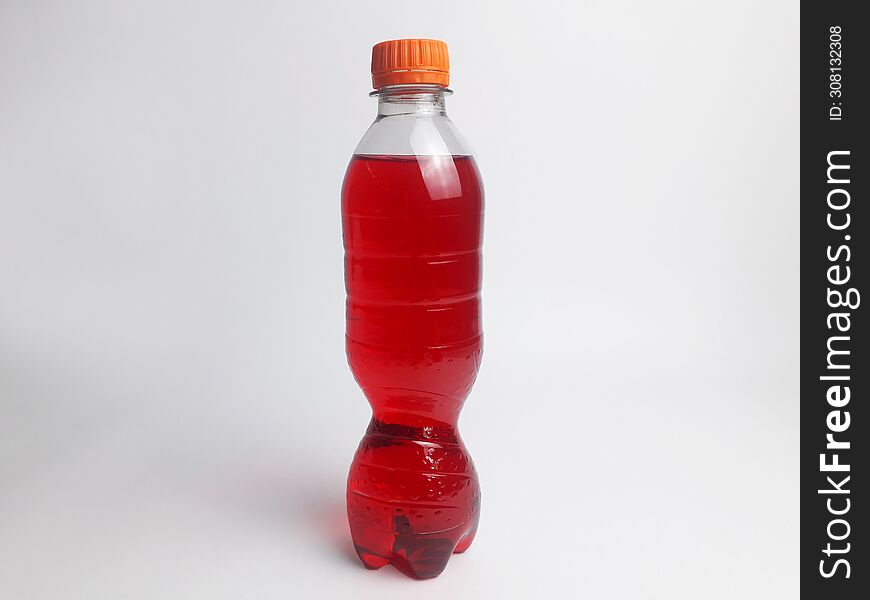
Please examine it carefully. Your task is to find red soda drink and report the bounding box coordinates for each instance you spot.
[342,39,483,579]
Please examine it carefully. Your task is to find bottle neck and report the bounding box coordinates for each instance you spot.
[374,85,450,117]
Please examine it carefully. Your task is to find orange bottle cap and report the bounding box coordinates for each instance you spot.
[371,39,450,89]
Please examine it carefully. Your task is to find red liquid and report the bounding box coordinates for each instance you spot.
[342,154,483,579]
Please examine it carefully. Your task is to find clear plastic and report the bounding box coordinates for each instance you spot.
[353,85,474,156]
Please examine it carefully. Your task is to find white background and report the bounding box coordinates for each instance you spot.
[0,1,799,598]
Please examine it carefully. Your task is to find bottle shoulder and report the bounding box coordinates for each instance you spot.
[353,113,475,157]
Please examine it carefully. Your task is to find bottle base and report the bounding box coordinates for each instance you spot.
[349,514,478,579]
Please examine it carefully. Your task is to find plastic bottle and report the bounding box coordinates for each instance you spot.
[342,39,483,579]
